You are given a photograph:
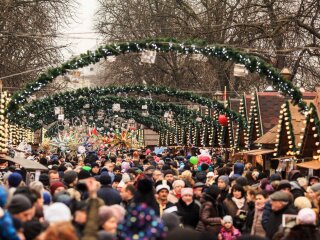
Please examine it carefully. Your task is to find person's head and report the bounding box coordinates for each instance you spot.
[73,201,87,225]
[164,170,175,183]
[255,191,268,209]
[36,221,78,240]
[294,196,312,209]
[91,163,100,174]
[206,172,215,182]
[50,182,66,196]
[153,170,163,182]
[8,172,23,188]
[309,176,320,186]
[156,184,170,202]
[223,215,233,229]
[307,183,320,201]
[270,191,290,211]
[63,171,78,187]
[277,180,291,193]
[172,180,185,194]
[296,208,316,225]
[181,188,193,205]
[49,170,60,185]
[99,206,118,234]
[231,184,245,199]
[217,175,229,190]
[44,202,72,224]
[104,161,115,172]
[120,184,136,201]
[193,182,205,199]
[246,187,258,203]
[8,194,33,222]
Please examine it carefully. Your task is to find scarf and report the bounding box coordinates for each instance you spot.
[232,197,245,209]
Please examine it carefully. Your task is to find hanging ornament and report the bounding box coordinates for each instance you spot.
[141,50,157,64]
[218,115,228,126]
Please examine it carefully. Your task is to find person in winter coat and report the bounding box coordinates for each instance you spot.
[217,176,230,204]
[283,208,320,240]
[196,185,224,235]
[263,191,298,240]
[175,188,200,228]
[97,173,121,206]
[218,215,241,240]
[250,191,268,237]
[223,184,248,231]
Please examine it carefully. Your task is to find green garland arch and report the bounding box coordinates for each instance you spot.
[8,38,307,115]
[9,85,241,127]
[13,95,218,131]
[44,109,174,138]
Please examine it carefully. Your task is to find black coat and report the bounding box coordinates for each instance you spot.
[176,198,200,228]
[283,224,320,240]
[97,185,122,206]
[265,204,298,240]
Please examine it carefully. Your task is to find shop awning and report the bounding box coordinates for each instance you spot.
[296,160,320,170]
[241,149,275,156]
[0,154,47,171]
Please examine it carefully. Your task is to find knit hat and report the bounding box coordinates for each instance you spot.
[163,169,174,177]
[181,188,193,196]
[270,173,282,182]
[43,191,52,205]
[8,172,23,187]
[44,202,72,223]
[294,196,312,209]
[277,180,292,191]
[110,204,125,223]
[172,180,185,188]
[223,215,233,224]
[8,194,32,214]
[270,191,290,202]
[206,172,214,177]
[156,184,170,193]
[218,175,229,185]
[78,169,91,180]
[310,182,320,193]
[121,162,130,171]
[235,176,249,187]
[297,208,316,225]
[205,184,221,199]
[0,185,7,207]
[63,171,78,185]
[100,172,112,185]
[50,181,66,195]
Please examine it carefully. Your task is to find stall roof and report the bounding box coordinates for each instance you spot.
[240,149,275,156]
[0,155,47,171]
[296,160,320,170]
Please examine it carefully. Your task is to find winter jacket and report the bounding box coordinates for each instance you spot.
[243,201,255,234]
[223,198,248,231]
[283,224,320,240]
[97,185,121,206]
[196,197,223,235]
[264,203,298,240]
[218,226,241,240]
[175,198,200,228]
[0,211,20,240]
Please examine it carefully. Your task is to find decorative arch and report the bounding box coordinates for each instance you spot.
[44,109,174,137]
[12,95,218,130]
[8,38,306,117]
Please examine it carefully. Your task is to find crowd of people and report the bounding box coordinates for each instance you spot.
[0,149,320,240]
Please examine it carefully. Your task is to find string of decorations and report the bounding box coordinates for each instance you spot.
[11,95,219,132]
[297,102,320,158]
[274,101,297,157]
[234,94,248,150]
[7,38,306,118]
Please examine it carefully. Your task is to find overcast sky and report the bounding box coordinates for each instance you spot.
[60,0,102,60]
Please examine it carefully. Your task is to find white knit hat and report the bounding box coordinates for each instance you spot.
[44,202,72,224]
[297,208,316,225]
[223,215,233,224]
[181,188,193,196]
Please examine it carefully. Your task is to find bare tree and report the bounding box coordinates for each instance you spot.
[95,0,320,92]
[0,0,76,90]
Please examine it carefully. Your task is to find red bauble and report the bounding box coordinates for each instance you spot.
[218,114,228,126]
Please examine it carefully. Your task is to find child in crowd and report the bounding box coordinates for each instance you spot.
[218,215,241,240]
